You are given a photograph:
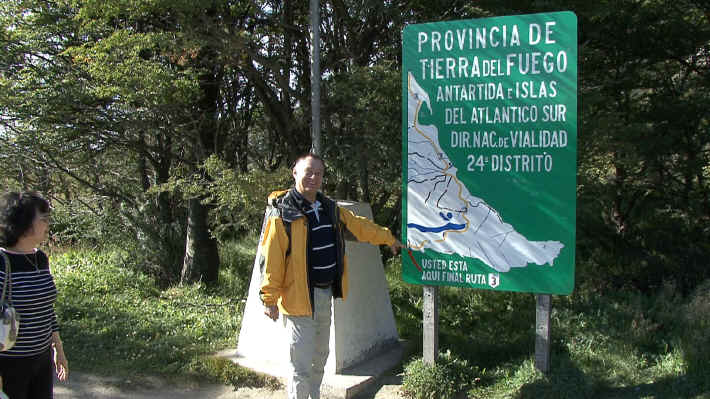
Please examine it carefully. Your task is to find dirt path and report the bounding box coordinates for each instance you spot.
[53,373,236,399]
[53,372,404,399]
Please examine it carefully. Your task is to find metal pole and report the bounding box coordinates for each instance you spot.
[535,294,551,373]
[423,285,439,364]
[310,0,321,156]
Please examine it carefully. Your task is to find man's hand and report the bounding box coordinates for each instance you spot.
[264,305,279,321]
[388,239,405,255]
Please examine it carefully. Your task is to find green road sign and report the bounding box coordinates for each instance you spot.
[401,12,577,295]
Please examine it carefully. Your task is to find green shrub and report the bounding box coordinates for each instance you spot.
[401,350,478,399]
[50,197,127,247]
[50,195,188,285]
[385,257,423,341]
[681,280,710,387]
[201,156,293,238]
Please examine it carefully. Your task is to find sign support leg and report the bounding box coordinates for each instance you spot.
[423,285,439,364]
[535,294,551,373]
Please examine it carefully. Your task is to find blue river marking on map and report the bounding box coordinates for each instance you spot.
[407,222,467,233]
[408,210,465,233]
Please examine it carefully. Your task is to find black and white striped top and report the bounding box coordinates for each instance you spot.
[0,248,58,358]
[304,200,338,286]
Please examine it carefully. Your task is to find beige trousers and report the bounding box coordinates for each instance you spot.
[284,286,332,399]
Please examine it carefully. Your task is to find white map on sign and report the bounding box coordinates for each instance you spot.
[406,72,563,272]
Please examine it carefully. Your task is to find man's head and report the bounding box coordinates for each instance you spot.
[292,153,325,202]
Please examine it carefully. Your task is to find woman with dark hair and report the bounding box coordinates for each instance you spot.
[0,192,68,398]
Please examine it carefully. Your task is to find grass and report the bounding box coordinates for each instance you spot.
[51,238,279,390]
[50,236,710,397]
[386,258,710,399]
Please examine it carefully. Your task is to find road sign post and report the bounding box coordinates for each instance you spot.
[423,286,439,364]
[535,294,552,372]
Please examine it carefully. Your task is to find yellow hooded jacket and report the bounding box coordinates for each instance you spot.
[258,189,396,317]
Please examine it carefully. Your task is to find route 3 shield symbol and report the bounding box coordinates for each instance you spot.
[488,273,500,288]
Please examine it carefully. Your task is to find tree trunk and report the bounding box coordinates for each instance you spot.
[180,30,221,286]
[359,149,369,203]
[180,197,220,286]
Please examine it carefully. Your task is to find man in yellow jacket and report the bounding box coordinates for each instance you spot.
[259,153,402,399]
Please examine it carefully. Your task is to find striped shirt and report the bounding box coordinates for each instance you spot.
[0,249,58,358]
[304,200,338,286]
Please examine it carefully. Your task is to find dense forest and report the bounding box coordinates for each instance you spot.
[1,0,709,294]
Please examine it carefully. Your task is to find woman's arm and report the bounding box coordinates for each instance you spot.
[52,331,69,381]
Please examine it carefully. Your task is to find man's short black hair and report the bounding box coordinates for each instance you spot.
[0,191,50,247]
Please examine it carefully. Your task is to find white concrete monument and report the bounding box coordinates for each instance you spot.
[231,201,401,396]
